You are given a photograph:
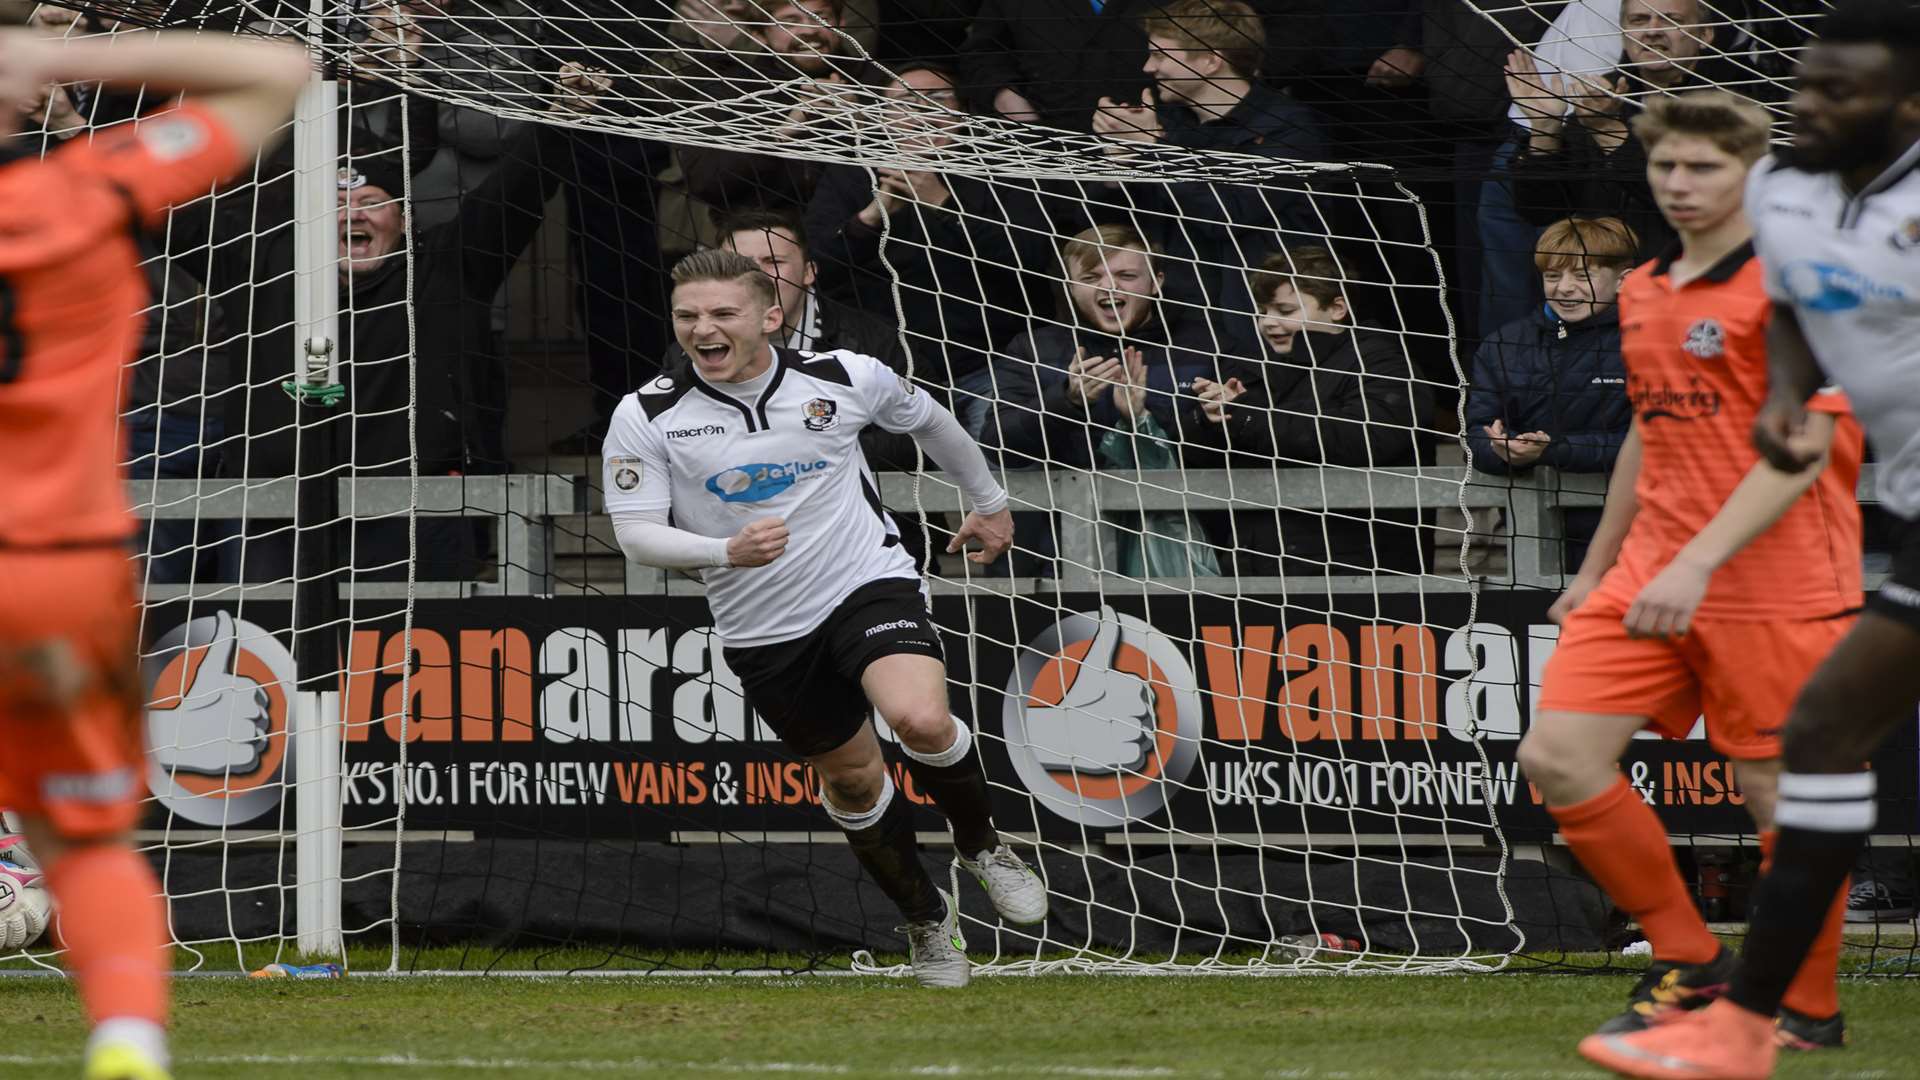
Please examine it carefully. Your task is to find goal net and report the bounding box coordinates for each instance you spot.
[6,0,1906,979]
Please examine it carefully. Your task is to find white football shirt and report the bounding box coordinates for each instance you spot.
[1749,145,1920,520]
[603,347,934,647]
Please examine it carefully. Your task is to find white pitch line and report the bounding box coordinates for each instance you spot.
[0,1055,1191,1078]
[0,1057,1772,1079]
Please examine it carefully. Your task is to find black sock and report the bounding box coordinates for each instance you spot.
[903,745,1000,857]
[1727,772,1875,1016]
[836,780,945,924]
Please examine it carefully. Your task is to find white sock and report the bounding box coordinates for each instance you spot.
[819,773,895,832]
[88,1017,169,1068]
[900,716,972,768]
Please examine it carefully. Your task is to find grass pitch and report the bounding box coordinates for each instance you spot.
[4,968,1920,1079]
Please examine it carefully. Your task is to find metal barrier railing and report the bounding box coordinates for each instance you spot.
[131,464,1885,599]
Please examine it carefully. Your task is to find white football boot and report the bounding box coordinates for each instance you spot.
[957,844,1049,925]
[901,888,970,988]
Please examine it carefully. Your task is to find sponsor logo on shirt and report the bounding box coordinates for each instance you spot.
[136,115,210,162]
[802,397,839,432]
[1893,216,1920,253]
[1778,260,1912,312]
[1630,374,1722,422]
[666,424,727,440]
[1681,318,1725,360]
[606,455,643,492]
[706,460,832,503]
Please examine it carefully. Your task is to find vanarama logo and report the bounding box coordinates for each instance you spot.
[1002,606,1201,826]
[143,611,294,827]
[706,460,831,503]
[1630,374,1721,423]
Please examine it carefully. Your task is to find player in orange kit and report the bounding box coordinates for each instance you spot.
[1513,90,1862,1051]
[0,27,308,1080]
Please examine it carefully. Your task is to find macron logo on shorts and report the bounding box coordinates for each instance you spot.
[41,767,137,805]
[865,619,920,637]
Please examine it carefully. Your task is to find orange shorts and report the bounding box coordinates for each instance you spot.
[1538,596,1854,760]
[0,548,144,838]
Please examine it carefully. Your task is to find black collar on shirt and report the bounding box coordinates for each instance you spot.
[688,346,788,433]
[1649,239,1755,283]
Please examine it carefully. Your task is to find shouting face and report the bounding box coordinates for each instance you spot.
[1067,247,1161,335]
[672,276,783,383]
[338,184,404,278]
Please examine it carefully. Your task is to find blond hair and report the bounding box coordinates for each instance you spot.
[1139,0,1265,80]
[1059,223,1159,279]
[1631,89,1774,164]
[671,249,776,309]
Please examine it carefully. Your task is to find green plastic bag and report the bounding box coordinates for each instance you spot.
[1096,411,1222,579]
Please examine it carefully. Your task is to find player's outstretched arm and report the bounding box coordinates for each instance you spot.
[1623,410,1839,639]
[1754,306,1835,473]
[2,29,310,157]
[1550,417,1642,624]
[904,398,1013,565]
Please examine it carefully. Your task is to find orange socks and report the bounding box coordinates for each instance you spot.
[1760,830,1846,1020]
[1551,777,1722,965]
[46,845,169,1027]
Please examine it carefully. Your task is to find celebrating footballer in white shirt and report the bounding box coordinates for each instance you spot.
[601,249,1047,988]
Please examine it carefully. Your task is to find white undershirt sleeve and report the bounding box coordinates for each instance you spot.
[611,510,732,570]
[906,405,1009,516]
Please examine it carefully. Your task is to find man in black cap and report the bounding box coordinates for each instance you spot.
[201,98,583,581]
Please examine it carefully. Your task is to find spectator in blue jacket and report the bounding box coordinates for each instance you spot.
[1465,215,1636,476]
[1466,215,1637,565]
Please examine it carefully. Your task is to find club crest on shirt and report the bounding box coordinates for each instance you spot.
[607,455,643,492]
[802,397,839,431]
[1681,318,1725,360]
[1892,216,1920,253]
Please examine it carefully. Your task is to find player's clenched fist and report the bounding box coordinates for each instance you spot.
[727,517,790,567]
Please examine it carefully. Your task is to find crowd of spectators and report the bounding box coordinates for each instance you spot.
[12,0,1828,584]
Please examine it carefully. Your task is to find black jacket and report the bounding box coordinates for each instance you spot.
[202,124,565,477]
[1200,328,1430,467]
[805,164,1053,384]
[986,312,1227,471]
[1508,57,1776,259]
[1465,305,1628,475]
[957,0,1331,131]
[1198,329,1432,574]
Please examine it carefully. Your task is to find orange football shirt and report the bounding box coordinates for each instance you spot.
[0,103,241,548]
[1598,242,1864,621]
